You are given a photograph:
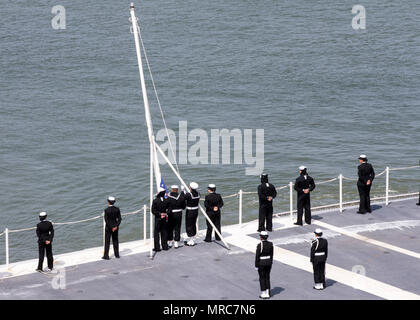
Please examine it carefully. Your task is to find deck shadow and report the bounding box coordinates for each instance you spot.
[325,279,337,288]
[371,205,382,211]
[270,286,285,297]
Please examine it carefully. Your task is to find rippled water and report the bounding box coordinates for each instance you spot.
[0,1,419,262]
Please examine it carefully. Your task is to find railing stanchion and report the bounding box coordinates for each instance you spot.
[143,204,147,242]
[5,228,9,267]
[289,182,293,221]
[102,212,105,249]
[239,189,243,227]
[339,174,343,213]
[385,166,390,206]
[150,200,153,257]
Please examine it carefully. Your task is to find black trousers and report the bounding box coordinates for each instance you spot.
[297,194,311,224]
[258,266,271,291]
[258,204,273,231]
[37,241,53,270]
[104,227,119,258]
[154,217,168,250]
[185,210,198,237]
[357,182,372,213]
[313,261,326,285]
[205,211,221,241]
[167,212,182,241]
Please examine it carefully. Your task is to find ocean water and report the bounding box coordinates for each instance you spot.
[0,0,419,262]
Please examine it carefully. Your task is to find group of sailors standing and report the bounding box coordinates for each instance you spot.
[34,154,375,300]
[152,183,224,251]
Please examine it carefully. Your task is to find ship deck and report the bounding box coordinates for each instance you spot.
[0,197,419,300]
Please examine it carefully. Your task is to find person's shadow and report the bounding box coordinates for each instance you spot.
[270,287,285,297]
[325,279,337,288]
[371,205,382,211]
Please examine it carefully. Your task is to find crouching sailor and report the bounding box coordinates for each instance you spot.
[257,173,277,232]
[102,196,121,260]
[36,212,54,272]
[166,185,186,249]
[255,231,273,299]
[311,228,328,290]
[184,182,200,246]
[152,187,169,251]
[204,184,224,242]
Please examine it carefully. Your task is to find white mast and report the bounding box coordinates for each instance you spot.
[130,3,162,191]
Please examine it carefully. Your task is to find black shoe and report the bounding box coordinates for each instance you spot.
[102,256,110,260]
[294,222,302,226]
[204,239,212,243]
[305,222,311,225]
[153,248,161,252]
[115,255,120,258]
[357,211,366,214]
[367,210,372,213]
[35,269,43,273]
[162,247,169,251]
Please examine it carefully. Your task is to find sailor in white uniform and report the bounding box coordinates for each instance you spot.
[310,228,328,290]
[183,182,200,246]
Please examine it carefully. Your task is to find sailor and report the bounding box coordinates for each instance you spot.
[102,196,122,260]
[310,228,328,290]
[204,184,224,242]
[357,155,375,214]
[257,173,277,232]
[255,231,274,299]
[294,166,316,225]
[183,182,200,246]
[36,212,54,272]
[152,187,169,251]
[166,185,186,249]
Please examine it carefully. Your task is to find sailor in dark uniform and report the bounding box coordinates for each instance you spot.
[310,228,328,290]
[255,231,274,299]
[183,182,200,246]
[357,155,375,214]
[36,212,54,272]
[294,165,316,225]
[257,173,277,232]
[152,187,169,251]
[204,184,224,242]
[166,185,186,249]
[102,196,122,260]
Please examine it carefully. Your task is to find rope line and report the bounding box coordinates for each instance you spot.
[317,177,338,185]
[389,165,420,171]
[137,19,180,175]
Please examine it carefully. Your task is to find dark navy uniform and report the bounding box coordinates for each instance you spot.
[357,161,375,214]
[294,170,316,225]
[204,187,224,242]
[255,238,274,295]
[36,215,54,271]
[184,189,200,238]
[152,191,169,251]
[257,174,277,232]
[166,191,186,243]
[103,203,122,259]
[310,233,328,289]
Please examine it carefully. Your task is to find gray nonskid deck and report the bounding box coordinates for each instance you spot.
[0,198,419,300]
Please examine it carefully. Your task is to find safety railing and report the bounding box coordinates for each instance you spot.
[0,164,419,267]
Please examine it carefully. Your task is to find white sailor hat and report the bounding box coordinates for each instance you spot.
[39,212,47,217]
[171,185,179,190]
[208,184,216,189]
[260,230,269,238]
[314,228,323,235]
[107,196,116,202]
[359,154,367,160]
[189,182,199,190]
[299,165,307,171]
